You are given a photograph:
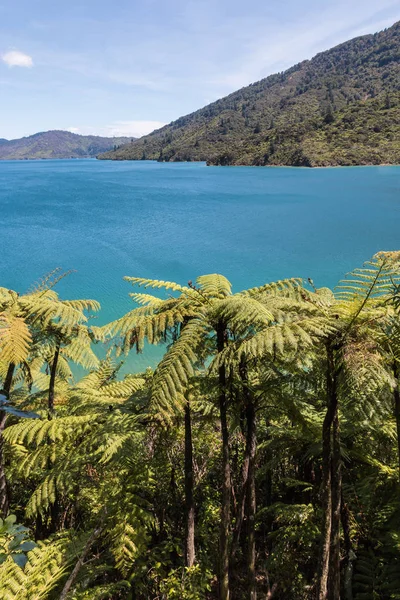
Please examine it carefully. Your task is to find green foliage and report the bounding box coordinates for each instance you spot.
[264,503,319,598]
[0,534,85,599]
[0,516,36,568]
[159,565,213,599]
[1,254,400,598]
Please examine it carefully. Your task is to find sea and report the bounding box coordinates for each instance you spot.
[1,159,399,371]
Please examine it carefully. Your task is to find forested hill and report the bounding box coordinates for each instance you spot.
[99,21,400,166]
[0,130,133,160]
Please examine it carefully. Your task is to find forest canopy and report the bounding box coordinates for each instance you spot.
[1,252,400,599]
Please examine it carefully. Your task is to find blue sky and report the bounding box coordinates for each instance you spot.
[1,0,399,139]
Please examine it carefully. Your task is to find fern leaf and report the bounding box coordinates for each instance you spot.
[196,274,232,298]
[0,315,32,365]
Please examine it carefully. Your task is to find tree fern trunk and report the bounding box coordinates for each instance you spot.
[3,363,15,398]
[184,399,195,567]
[238,357,257,599]
[231,381,250,562]
[329,409,341,600]
[316,428,332,600]
[246,399,257,600]
[0,362,14,517]
[47,346,61,530]
[392,362,400,479]
[341,491,354,600]
[230,447,249,562]
[316,342,337,600]
[48,344,60,416]
[0,412,9,517]
[217,320,230,600]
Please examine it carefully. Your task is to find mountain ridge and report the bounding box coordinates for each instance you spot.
[0,130,135,160]
[99,21,400,166]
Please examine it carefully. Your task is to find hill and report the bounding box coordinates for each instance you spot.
[99,21,400,167]
[0,130,134,160]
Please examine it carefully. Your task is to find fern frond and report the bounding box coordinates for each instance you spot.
[0,314,32,365]
[1,534,87,599]
[124,276,189,293]
[25,475,57,517]
[150,319,206,422]
[4,415,93,446]
[241,278,304,298]
[111,522,140,576]
[100,376,145,398]
[61,299,100,313]
[215,296,274,332]
[336,253,400,303]
[238,317,328,360]
[61,335,99,370]
[129,293,165,307]
[19,293,90,328]
[196,274,232,298]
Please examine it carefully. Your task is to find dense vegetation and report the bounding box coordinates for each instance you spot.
[1,253,400,599]
[0,131,134,160]
[99,21,400,167]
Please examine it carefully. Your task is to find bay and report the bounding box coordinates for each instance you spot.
[1,159,399,371]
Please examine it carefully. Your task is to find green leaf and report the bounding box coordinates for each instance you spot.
[4,515,17,526]
[11,553,28,568]
[18,541,36,552]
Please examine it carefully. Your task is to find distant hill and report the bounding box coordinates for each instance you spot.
[99,21,400,167]
[0,130,134,160]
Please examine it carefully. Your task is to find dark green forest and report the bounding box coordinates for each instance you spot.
[99,21,400,167]
[1,252,400,599]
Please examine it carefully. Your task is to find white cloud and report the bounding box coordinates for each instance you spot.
[105,120,166,137]
[64,121,166,138]
[1,50,33,68]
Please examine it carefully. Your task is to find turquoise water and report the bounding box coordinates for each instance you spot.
[1,160,399,370]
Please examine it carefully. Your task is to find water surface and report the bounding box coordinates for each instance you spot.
[1,160,399,369]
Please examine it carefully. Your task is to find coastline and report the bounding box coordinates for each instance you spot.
[95,156,400,169]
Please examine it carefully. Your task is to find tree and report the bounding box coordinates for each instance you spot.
[313,252,400,600]
[105,274,324,599]
[0,277,98,514]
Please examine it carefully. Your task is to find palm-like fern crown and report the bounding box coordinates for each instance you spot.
[113,256,400,423]
[0,275,101,390]
[307,252,400,413]
[102,274,326,422]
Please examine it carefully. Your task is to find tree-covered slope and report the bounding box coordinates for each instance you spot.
[0,130,134,160]
[99,21,400,166]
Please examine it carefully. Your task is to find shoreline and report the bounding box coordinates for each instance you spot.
[97,157,400,169]
[0,157,399,169]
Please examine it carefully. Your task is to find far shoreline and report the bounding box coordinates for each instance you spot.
[0,157,399,169]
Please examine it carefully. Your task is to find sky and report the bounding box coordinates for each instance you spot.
[0,0,399,140]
